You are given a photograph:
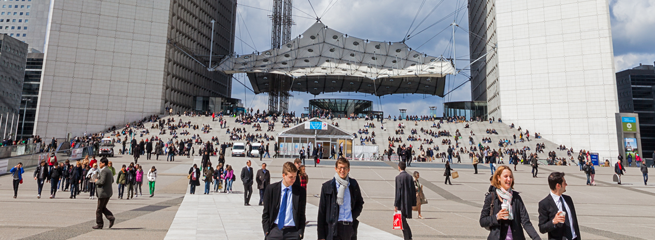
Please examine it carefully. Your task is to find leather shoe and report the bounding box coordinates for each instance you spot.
[108,217,115,228]
[92,225,103,229]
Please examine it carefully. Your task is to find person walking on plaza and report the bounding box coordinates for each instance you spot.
[256,163,270,205]
[34,160,49,199]
[444,161,453,185]
[261,162,307,240]
[259,143,264,161]
[489,152,496,175]
[86,163,99,199]
[70,162,83,199]
[473,154,479,174]
[49,163,62,199]
[116,165,127,199]
[531,154,539,178]
[413,171,425,219]
[300,147,306,165]
[188,164,200,194]
[264,143,271,158]
[147,166,157,197]
[126,164,136,199]
[10,163,24,198]
[394,161,416,240]
[203,163,214,194]
[223,165,234,193]
[213,163,224,193]
[615,159,626,184]
[241,160,254,206]
[480,166,541,240]
[135,165,144,197]
[62,160,70,191]
[317,157,365,240]
[92,158,115,229]
[538,172,580,240]
[641,160,649,185]
[146,139,153,160]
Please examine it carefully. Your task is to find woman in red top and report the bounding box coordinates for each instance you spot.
[299,165,308,190]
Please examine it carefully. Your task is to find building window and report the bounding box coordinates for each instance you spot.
[17,18,20,22]
[24,11,27,15]
[19,12,22,15]
[10,26,13,29]
[22,33,24,37]
[26,5,29,8]
[23,26,25,30]
[20,5,22,8]
[16,26,19,29]
[9,33,12,36]
[12,19,14,22]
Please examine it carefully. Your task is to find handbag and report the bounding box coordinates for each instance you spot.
[393,211,403,230]
[20,179,23,184]
[420,186,428,204]
[612,173,619,182]
[452,171,459,179]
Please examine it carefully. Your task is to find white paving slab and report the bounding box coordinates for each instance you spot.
[165,158,400,240]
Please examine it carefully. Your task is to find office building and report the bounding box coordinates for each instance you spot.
[616,63,655,159]
[16,52,43,139]
[467,0,619,158]
[33,0,236,138]
[0,0,51,53]
[0,34,28,139]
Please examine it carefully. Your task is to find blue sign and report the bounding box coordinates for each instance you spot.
[622,117,636,123]
[305,121,328,130]
[590,153,599,166]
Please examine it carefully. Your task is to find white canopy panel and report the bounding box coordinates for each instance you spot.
[215,22,456,80]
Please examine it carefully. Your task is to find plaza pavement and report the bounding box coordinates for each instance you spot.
[2,152,655,239]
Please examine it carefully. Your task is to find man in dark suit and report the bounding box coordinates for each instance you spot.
[317,157,364,240]
[146,139,153,160]
[262,162,307,240]
[240,160,254,206]
[92,157,115,229]
[256,163,271,206]
[394,161,416,240]
[538,172,580,240]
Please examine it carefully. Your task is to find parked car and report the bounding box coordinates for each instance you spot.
[99,138,115,157]
[232,142,245,157]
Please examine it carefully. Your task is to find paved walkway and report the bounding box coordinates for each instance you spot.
[164,158,401,240]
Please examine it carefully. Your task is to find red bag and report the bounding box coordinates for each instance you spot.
[393,211,403,230]
[316,159,320,164]
[19,179,23,184]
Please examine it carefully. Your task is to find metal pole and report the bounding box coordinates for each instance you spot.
[14,112,19,140]
[208,19,215,69]
[21,99,28,138]
[2,113,5,138]
[10,113,15,139]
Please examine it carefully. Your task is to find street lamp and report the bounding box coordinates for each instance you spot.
[20,98,32,139]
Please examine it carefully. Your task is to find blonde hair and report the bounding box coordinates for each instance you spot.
[283,162,298,175]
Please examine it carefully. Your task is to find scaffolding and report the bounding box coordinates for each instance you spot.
[268,0,293,114]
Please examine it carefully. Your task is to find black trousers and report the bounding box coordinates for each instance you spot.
[266,226,300,240]
[334,222,355,240]
[401,213,412,240]
[445,176,451,185]
[50,180,59,196]
[96,197,114,227]
[147,152,151,160]
[532,167,538,177]
[473,164,478,174]
[12,179,19,197]
[244,184,253,204]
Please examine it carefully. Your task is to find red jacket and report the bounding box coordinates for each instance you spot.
[48,155,57,166]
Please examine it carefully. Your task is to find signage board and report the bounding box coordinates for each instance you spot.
[622,117,637,132]
[71,148,84,160]
[305,121,328,130]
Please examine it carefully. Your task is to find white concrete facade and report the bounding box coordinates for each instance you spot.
[33,0,170,138]
[469,0,619,158]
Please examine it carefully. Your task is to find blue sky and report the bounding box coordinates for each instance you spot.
[229,0,655,116]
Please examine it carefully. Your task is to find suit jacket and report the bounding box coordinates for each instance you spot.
[317,178,365,240]
[96,167,114,199]
[538,194,580,240]
[240,166,253,186]
[394,171,416,218]
[256,169,270,190]
[262,181,307,238]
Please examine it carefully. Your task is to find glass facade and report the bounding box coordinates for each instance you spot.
[443,101,487,120]
[278,136,352,159]
[308,99,373,118]
[17,53,42,139]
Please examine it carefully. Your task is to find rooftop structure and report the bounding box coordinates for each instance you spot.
[214,22,455,97]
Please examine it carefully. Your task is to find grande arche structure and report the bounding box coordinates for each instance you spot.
[212,22,456,101]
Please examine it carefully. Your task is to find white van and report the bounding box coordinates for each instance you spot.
[232,142,246,157]
[250,142,262,157]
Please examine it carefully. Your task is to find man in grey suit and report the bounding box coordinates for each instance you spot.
[394,161,416,240]
[241,160,254,206]
[92,157,115,229]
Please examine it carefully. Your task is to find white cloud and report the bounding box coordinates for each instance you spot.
[611,0,655,47]
[614,53,655,72]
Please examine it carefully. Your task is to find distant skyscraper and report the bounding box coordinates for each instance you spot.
[33,0,236,138]
[616,63,655,159]
[467,0,619,158]
[0,34,28,139]
[0,0,51,53]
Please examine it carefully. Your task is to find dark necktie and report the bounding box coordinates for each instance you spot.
[278,188,289,230]
[560,197,573,239]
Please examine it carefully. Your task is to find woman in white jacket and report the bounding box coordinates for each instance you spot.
[147,166,157,197]
[86,163,99,200]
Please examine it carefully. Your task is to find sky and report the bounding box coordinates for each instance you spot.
[228,0,655,117]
